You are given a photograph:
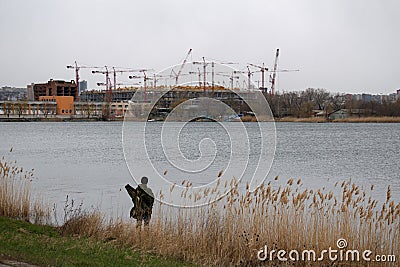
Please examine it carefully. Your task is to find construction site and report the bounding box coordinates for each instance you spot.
[0,49,295,121]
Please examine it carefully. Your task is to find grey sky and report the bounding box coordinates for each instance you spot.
[1,0,399,94]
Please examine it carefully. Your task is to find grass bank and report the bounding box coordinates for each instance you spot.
[0,216,191,267]
[0,152,194,267]
[1,152,399,266]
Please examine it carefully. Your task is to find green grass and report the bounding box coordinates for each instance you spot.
[0,216,195,267]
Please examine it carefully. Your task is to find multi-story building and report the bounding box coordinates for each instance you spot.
[362,93,372,102]
[0,86,27,101]
[32,79,78,101]
[79,80,88,92]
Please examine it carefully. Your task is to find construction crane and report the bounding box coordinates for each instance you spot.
[112,68,151,90]
[92,66,151,118]
[175,49,192,85]
[128,70,152,102]
[234,67,255,93]
[248,63,268,92]
[192,58,208,96]
[270,49,280,95]
[188,68,202,87]
[246,66,255,93]
[152,74,171,88]
[92,66,113,103]
[192,58,237,96]
[268,49,300,95]
[215,72,239,89]
[66,61,102,100]
[92,66,113,120]
[202,57,207,95]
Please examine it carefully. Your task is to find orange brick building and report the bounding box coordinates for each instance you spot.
[39,96,75,115]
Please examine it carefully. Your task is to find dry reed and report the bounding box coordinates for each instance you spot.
[0,150,51,224]
[277,116,400,123]
[332,116,400,123]
[277,117,328,123]
[58,177,399,266]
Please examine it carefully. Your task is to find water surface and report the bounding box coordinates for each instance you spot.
[0,122,398,218]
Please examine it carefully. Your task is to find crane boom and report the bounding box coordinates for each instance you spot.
[270,48,279,95]
[175,49,192,84]
[67,62,102,100]
[248,63,268,92]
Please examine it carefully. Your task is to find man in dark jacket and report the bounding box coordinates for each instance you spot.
[125,176,154,227]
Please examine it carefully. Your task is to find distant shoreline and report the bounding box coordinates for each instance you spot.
[1,116,400,123]
[275,116,400,123]
[0,116,118,122]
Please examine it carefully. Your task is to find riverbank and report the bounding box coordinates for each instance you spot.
[0,116,124,122]
[0,117,102,122]
[0,216,192,267]
[3,115,400,123]
[0,154,194,267]
[276,116,400,123]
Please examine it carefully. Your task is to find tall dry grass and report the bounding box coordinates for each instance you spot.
[277,116,400,123]
[332,116,400,123]
[0,149,51,224]
[277,117,328,123]
[60,177,400,266]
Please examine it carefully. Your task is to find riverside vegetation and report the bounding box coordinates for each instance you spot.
[1,151,399,266]
[276,116,400,123]
[265,88,400,118]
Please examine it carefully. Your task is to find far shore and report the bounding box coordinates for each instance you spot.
[1,115,400,123]
[275,116,400,123]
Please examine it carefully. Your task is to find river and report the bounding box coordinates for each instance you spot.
[1,122,399,218]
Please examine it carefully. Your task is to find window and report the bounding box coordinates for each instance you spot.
[62,109,64,113]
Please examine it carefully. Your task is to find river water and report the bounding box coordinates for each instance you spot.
[1,122,399,218]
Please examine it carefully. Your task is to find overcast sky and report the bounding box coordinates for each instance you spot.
[1,0,399,94]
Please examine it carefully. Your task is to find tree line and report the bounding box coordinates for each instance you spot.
[264,88,400,118]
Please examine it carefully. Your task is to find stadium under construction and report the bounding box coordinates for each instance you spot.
[0,85,258,120]
[1,49,292,120]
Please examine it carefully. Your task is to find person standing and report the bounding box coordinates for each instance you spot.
[125,176,154,228]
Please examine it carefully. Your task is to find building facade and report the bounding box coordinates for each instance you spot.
[79,80,88,92]
[0,86,27,101]
[33,79,78,101]
[39,96,75,115]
